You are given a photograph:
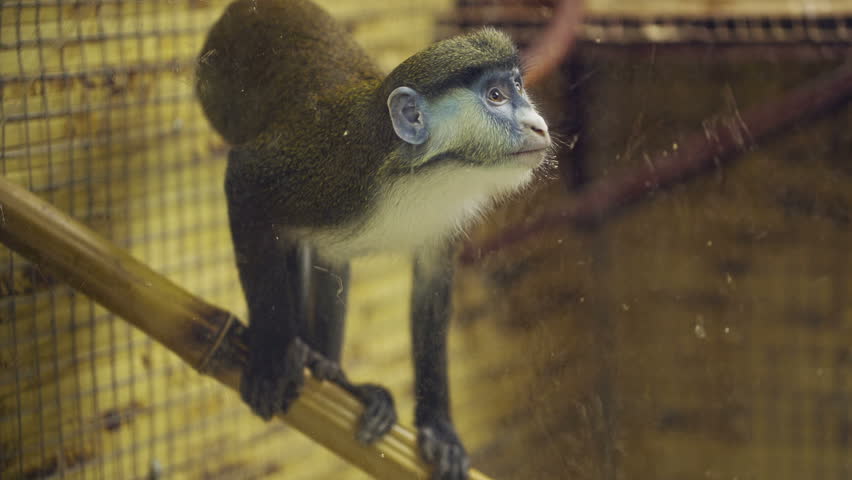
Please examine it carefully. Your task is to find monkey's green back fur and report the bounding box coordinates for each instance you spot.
[197,0,521,229]
[197,0,381,145]
[198,0,394,228]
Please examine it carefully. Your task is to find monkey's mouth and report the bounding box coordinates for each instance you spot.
[511,148,547,167]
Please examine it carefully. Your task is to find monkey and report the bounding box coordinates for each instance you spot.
[196,1,552,478]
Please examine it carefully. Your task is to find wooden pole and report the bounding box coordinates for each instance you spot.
[0,175,493,480]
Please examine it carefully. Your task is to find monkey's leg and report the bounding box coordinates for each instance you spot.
[411,253,470,480]
[310,260,397,444]
[306,259,347,363]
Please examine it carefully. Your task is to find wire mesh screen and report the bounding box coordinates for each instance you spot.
[0,1,451,479]
[3,1,852,480]
[0,1,264,478]
[443,2,852,480]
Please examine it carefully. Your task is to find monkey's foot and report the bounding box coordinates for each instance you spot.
[417,418,470,480]
[240,337,309,420]
[351,384,397,444]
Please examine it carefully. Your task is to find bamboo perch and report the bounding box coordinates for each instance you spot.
[0,175,493,480]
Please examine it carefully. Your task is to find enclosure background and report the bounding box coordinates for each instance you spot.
[3,1,852,480]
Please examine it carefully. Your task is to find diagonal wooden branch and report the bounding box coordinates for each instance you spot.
[523,0,584,86]
[0,175,493,480]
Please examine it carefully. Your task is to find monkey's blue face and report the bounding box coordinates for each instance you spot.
[373,68,550,255]
[472,68,551,167]
[386,68,552,171]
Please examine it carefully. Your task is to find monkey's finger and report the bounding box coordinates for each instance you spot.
[374,407,397,438]
[430,439,469,480]
[354,384,396,442]
[357,399,396,443]
[279,370,307,409]
[356,418,378,443]
[418,427,440,464]
[277,342,308,411]
[356,402,385,443]
[248,377,281,420]
[447,444,470,480]
[436,441,452,480]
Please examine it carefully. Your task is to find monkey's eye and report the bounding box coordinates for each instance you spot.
[487,87,508,105]
[514,80,522,93]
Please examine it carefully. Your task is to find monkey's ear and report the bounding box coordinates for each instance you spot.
[387,86,429,145]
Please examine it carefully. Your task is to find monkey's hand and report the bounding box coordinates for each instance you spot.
[349,384,397,444]
[417,416,470,480]
[240,336,310,420]
[301,349,397,443]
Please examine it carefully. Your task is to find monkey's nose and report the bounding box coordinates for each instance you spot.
[521,112,549,138]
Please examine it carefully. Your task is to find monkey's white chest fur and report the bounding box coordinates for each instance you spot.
[305,164,533,263]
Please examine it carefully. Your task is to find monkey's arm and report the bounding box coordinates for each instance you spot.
[411,250,470,479]
[225,148,313,419]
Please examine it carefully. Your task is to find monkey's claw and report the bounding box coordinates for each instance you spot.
[240,337,309,420]
[418,418,469,480]
[352,384,397,444]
